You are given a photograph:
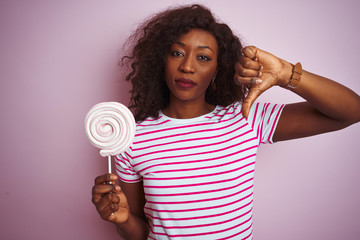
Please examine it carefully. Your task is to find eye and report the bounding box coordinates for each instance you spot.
[170,50,184,57]
[198,55,211,61]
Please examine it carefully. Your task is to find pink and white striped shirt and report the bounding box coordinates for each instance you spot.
[115,102,284,239]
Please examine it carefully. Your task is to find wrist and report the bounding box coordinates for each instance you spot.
[278,60,293,86]
[113,214,132,238]
[114,213,149,240]
[113,211,132,228]
[280,61,303,89]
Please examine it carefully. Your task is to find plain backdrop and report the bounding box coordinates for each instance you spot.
[1,0,359,239]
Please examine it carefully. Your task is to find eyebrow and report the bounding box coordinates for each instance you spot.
[175,41,215,53]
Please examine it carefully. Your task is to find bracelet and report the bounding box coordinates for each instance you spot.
[286,62,302,89]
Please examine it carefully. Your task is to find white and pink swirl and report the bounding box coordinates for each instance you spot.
[85,102,136,157]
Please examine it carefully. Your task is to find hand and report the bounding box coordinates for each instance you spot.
[91,174,130,224]
[234,46,293,118]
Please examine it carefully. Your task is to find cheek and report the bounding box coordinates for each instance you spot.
[164,59,175,78]
[201,64,217,81]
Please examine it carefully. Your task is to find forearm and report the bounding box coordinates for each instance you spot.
[237,46,360,141]
[283,62,360,124]
[114,213,149,240]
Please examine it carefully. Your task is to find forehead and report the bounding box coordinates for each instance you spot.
[176,29,218,52]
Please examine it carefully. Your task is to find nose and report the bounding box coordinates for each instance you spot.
[179,55,195,73]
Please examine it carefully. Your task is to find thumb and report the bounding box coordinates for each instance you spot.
[242,86,263,118]
[242,46,259,60]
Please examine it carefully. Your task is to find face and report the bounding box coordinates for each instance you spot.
[164,29,218,104]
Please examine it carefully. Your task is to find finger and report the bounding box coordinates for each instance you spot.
[107,192,121,204]
[234,75,262,86]
[95,193,112,212]
[242,86,264,119]
[95,173,118,185]
[239,56,262,71]
[235,62,261,78]
[100,193,123,221]
[115,191,129,209]
[92,193,102,204]
[100,201,118,221]
[242,46,259,60]
[92,185,105,204]
[95,193,120,212]
[93,184,120,194]
[92,184,120,204]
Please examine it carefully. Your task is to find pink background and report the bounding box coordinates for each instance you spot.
[1,0,359,239]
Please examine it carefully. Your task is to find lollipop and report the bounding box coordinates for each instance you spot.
[85,102,136,173]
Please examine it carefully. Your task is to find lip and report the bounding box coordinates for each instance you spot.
[175,78,197,89]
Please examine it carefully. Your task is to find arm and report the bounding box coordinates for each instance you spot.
[274,70,360,141]
[234,46,360,141]
[92,174,149,240]
[115,180,149,240]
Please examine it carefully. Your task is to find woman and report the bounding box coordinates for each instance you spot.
[91,4,360,240]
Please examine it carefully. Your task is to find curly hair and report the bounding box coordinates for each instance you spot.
[121,4,247,121]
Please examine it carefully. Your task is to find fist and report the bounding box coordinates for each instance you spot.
[234,46,292,117]
[91,174,130,224]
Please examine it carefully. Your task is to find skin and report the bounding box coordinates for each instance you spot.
[234,46,360,141]
[162,29,219,119]
[92,174,148,240]
[92,29,360,240]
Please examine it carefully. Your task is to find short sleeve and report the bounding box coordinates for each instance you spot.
[115,150,142,183]
[246,102,285,144]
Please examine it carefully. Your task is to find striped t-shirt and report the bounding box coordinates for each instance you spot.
[115,101,284,239]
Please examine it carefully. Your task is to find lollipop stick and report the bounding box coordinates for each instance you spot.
[108,155,112,174]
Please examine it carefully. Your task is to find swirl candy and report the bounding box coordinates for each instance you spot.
[85,102,136,173]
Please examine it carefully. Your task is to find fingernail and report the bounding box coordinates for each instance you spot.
[114,185,120,191]
[255,79,263,84]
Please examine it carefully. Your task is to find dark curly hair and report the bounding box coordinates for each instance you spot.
[121,4,247,121]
